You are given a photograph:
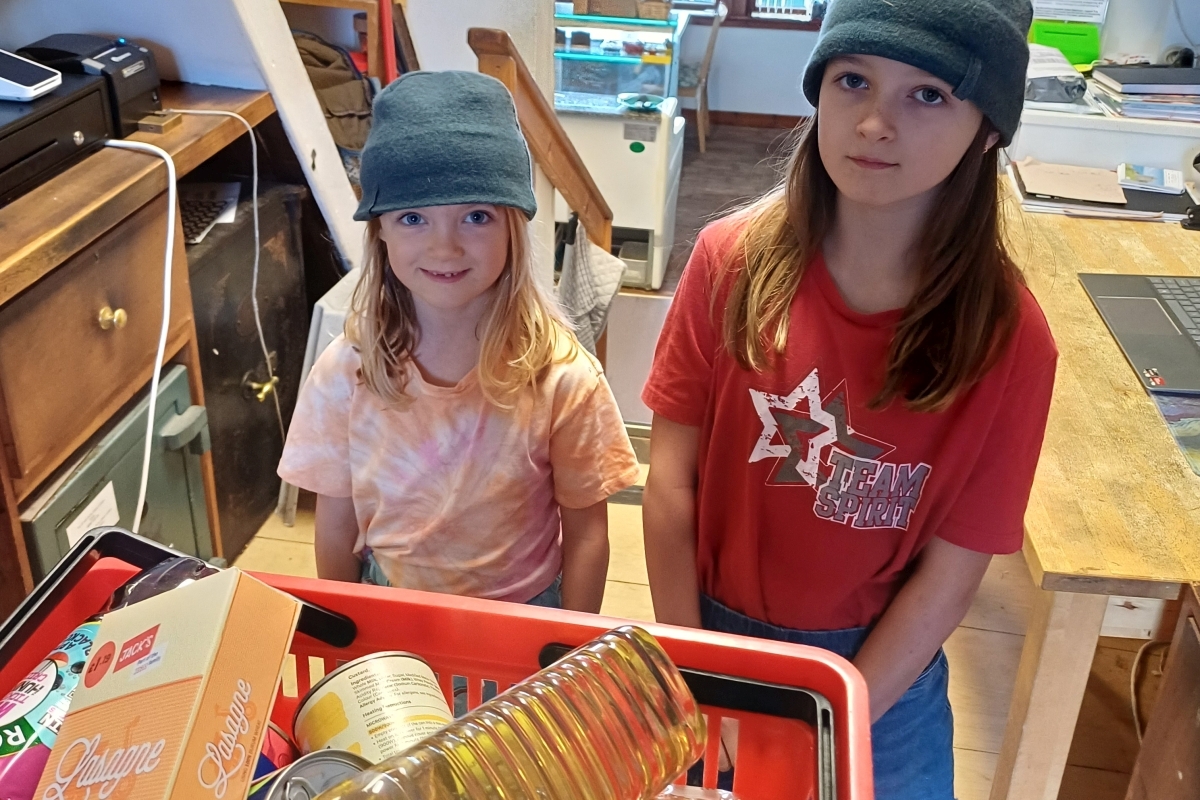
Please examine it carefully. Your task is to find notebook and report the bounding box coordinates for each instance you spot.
[1093,66,1200,96]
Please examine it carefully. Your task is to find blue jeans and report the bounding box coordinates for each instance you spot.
[700,595,955,800]
[360,551,564,608]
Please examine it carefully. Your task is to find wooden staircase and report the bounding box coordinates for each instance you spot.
[468,28,614,254]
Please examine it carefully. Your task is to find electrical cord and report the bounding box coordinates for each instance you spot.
[101,139,176,535]
[1173,0,1199,50]
[1130,639,1171,743]
[164,108,287,442]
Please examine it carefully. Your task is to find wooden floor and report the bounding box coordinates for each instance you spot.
[661,124,793,294]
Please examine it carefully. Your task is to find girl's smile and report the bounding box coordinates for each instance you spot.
[420,268,470,282]
[848,156,899,170]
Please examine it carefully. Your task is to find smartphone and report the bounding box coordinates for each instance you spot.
[0,49,62,102]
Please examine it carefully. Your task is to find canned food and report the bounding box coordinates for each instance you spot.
[248,750,370,800]
[255,722,300,780]
[0,621,98,800]
[294,652,452,763]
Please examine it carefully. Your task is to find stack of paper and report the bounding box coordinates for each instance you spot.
[1007,158,1193,223]
[1090,80,1200,122]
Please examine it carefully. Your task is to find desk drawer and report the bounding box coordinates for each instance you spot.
[0,195,192,496]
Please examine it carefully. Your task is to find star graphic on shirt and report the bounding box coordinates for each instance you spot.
[750,371,892,486]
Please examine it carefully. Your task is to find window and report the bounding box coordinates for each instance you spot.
[752,0,811,20]
[673,0,820,28]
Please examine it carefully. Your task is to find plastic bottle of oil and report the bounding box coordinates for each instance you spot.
[314,626,706,800]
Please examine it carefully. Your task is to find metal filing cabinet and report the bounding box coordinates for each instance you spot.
[186,183,309,560]
[19,365,213,578]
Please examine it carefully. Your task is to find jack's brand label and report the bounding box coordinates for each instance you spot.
[294,653,451,763]
[115,627,160,674]
[31,570,301,800]
[0,621,99,800]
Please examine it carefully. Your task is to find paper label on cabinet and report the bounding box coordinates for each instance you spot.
[624,122,657,142]
[65,482,121,546]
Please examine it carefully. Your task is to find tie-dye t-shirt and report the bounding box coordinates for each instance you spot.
[278,335,640,602]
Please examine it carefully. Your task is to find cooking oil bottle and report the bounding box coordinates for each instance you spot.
[314,626,707,800]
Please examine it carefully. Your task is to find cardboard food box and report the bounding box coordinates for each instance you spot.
[33,569,301,800]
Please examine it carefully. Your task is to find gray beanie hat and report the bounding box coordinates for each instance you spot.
[354,70,538,221]
[802,0,1033,146]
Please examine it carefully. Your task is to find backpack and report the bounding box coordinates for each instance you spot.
[292,30,375,190]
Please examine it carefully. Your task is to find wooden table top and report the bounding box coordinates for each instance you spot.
[1015,204,1200,598]
[0,83,275,308]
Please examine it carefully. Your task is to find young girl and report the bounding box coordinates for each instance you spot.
[280,70,639,613]
[643,0,1051,796]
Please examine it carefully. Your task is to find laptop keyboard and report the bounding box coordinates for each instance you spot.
[1149,277,1200,347]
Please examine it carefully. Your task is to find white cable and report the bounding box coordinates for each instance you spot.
[103,139,176,535]
[164,108,286,441]
[1173,0,1199,50]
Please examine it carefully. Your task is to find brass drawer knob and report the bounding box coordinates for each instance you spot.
[98,306,127,330]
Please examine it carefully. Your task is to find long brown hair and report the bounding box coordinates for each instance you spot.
[346,206,578,408]
[720,116,1021,412]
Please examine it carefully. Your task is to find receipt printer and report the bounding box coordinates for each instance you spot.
[19,34,161,138]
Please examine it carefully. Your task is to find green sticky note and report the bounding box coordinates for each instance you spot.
[1029,20,1101,67]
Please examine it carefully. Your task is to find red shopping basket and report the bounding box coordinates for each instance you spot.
[0,543,872,800]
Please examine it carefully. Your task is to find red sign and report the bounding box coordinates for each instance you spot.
[115,625,160,673]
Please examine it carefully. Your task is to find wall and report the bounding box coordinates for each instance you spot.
[1102,0,1200,62]
[676,22,817,117]
[0,0,265,89]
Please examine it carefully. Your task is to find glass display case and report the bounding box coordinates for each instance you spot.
[552,2,683,115]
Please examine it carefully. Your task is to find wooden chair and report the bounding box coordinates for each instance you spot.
[678,2,726,153]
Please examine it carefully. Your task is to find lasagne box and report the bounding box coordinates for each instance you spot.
[34,568,301,800]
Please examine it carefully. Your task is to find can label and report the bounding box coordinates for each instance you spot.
[294,654,451,763]
[0,621,99,800]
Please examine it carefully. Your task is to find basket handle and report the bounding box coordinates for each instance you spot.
[0,527,356,668]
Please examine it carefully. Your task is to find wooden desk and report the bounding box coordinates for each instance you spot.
[0,84,276,617]
[990,209,1200,800]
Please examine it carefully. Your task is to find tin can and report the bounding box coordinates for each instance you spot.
[0,620,99,800]
[255,722,300,780]
[294,652,452,763]
[248,750,370,800]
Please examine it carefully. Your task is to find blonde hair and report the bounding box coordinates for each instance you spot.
[720,116,1020,412]
[346,206,579,408]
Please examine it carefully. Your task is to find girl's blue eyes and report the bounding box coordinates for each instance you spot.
[839,73,867,90]
[396,210,492,225]
[835,73,947,105]
[915,87,945,105]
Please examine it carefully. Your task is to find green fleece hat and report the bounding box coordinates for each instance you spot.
[354,70,537,221]
[802,0,1033,146]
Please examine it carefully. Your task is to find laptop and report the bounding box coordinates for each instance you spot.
[1079,273,1200,394]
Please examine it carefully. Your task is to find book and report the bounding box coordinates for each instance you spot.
[1093,65,1200,96]
[1118,163,1186,195]
[1089,80,1200,122]
[1006,164,1192,223]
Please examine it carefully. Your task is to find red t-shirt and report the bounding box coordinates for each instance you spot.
[643,216,1058,630]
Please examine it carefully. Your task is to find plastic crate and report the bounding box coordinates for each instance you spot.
[0,556,872,800]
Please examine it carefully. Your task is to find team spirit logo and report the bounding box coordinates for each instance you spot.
[749,368,930,529]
